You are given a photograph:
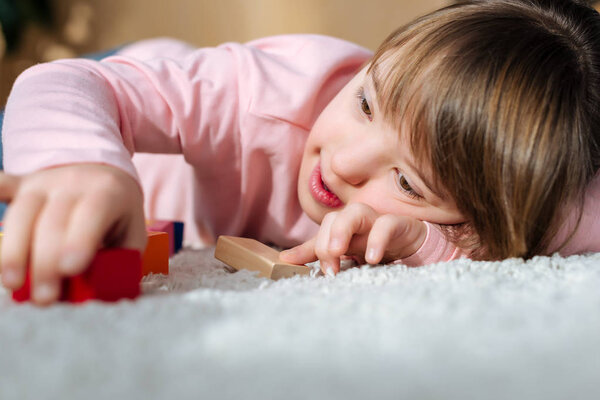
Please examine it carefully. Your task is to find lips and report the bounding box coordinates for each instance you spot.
[309,163,343,208]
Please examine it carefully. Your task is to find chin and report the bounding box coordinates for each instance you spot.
[300,200,323,224]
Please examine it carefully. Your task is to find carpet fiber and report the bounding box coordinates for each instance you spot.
[1,248,600,399]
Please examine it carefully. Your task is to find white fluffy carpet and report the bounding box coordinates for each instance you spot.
[1,248,600,400]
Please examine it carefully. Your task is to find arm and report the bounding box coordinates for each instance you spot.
[3,38,241,179]
[0,38,244,304]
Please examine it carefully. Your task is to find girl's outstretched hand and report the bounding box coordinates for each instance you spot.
[280,203,427,275]
[0,164,147,305]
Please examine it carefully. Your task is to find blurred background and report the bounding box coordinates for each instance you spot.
[0,0,452,106]
[2,0,600,107]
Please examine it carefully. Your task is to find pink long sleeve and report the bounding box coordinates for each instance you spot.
[2,38,247,179]
[398,222,467,266]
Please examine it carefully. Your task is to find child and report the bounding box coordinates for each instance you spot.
[1,0,600,305]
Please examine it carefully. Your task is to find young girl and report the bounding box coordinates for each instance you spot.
[1,0,599,305]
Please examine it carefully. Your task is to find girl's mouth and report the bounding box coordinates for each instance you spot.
[309,163,343,208]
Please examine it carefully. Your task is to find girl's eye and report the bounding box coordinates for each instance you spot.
[355,87,372,120]
[396,170,421,199]
[360,97,372,117]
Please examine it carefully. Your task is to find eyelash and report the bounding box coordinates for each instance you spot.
[355,87,373,121]
[395,169,422,200]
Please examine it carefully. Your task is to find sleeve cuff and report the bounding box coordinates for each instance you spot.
[394,222,465,267]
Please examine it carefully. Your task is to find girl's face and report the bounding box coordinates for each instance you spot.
[298,65,465,226]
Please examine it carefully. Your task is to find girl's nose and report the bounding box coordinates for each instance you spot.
[330,139,384,186]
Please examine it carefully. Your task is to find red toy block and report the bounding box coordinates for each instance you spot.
[11,271,34,302]
[12,248,142,303]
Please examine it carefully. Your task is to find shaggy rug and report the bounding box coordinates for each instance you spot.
[1,247,599,400]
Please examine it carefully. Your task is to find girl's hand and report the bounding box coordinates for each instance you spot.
[280,203,427,275]
[0,164,147,305]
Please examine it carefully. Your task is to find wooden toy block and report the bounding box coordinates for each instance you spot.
[146,220,184,255]
[12,248,142,303]
[214,235,311,280]
[142,231,169,276]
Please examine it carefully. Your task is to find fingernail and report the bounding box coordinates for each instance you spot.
[34,283,57,303]
[366,248,377,264]
[323,263,335,277]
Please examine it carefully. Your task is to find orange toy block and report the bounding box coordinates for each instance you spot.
[142,231,169,276]
[214,235,311,280]
[146,219,184,255]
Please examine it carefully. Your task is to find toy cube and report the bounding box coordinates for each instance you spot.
[12,248,142,303]
[146,220,184,255]
[142,231,169,276]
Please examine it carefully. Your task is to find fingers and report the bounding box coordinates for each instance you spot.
[326,203,375,257]
[282,204,428,277]
[1,191,45,291]
[364,214,411,264]
[58,195,121,276]
[280,237,318,265]
[368,215,427,263]
[28,194,75,304]
[313,212,339,275]
[280,214,341,275]
[316,204,377,275]
[0,164,147,306]
[115,194,147,252]
[59,186,146,276]
[282,204,377,276]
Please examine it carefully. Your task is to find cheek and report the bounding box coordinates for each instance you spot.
[306,94,349,146]
[350,188,465,224]
[349,188,411,216]
[306,116,331,148]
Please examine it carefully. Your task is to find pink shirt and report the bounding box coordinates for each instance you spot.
[2,35,597,264]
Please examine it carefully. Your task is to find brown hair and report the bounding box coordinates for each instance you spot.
[369,0,600,260]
